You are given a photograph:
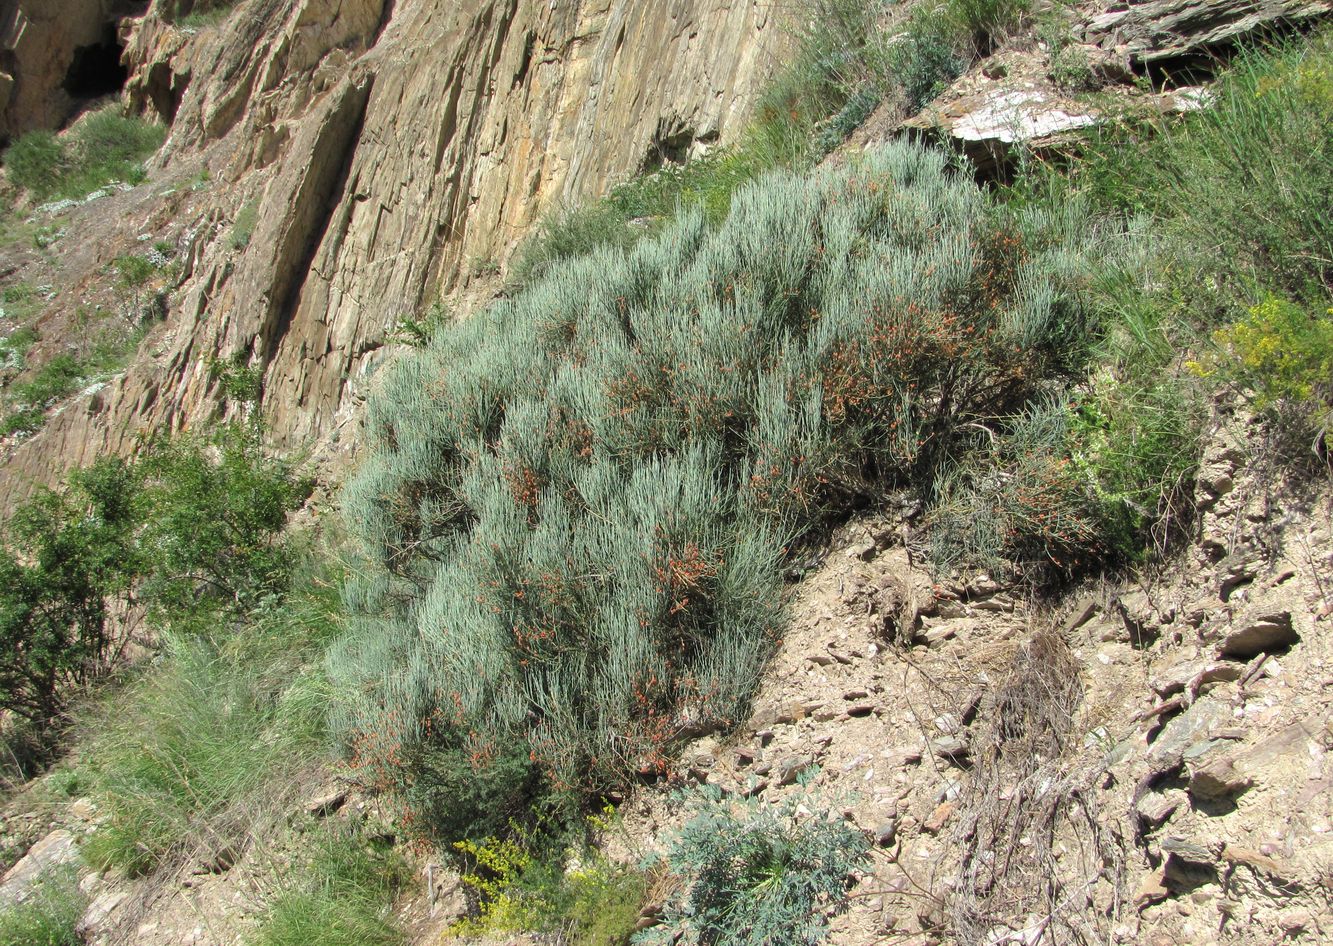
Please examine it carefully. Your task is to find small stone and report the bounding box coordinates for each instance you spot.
[845,703,876,718]
[923,801,953,834]
[1277,908,1311,934]
[1160,836,1212,863]
[777,756,814,787]
[76,890,128,936]
[1062,595,1099,633]
[1217,609,1298,659]
[931,735,969,761]
[1134,868,1170,909]
[846,541,876,561]
[1188,754,1255,799]
[741,779,768,798]
[1135,790,1182,828]
[305,785,349,816]
[843,689,870,701]
[874,821,897,847]
[922,624,957,646]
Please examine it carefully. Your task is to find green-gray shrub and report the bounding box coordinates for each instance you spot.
[334,141,1114,832]
[890,8,968,113]
[637,784,869,946]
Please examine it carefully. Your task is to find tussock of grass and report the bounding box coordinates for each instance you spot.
[0,865,86,946]
[80,575,341,877]
[1073,32,1333,307]
[251,826,407,946]
[3,109,165,201]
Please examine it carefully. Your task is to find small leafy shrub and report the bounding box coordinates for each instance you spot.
[639,784,869,946]
[929,403,1104,576]
[814,86,881,155]
[1049,44,1098,92]
[136,422,311,633]
[334,142,1110,832]
[230,199,259,249]
[206,353,264,403]
[889,8,968,113]
[510,201,642,286]
[0,458,139,722]
[450,815,646,946]
[1198,296,1333,447]
[391,302,450,348]
[0,422,307,732]
[252,825,408,946]
[1209,297,1333,409]
[0,864,87,946]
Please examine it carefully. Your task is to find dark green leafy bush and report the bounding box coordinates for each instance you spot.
[0,459,140,722]
[0,422,307,730]
[136,422,310,633]
[638,784,868,946]
[335,142,1112,831]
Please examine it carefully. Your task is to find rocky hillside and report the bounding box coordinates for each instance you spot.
[0,1,1329,946]
[0,0,784,498]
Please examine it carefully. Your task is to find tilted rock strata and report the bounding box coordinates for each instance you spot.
[0,0,783,495]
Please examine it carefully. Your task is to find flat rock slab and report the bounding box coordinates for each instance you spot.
[1217,608,1299,658]
[1082,0,1333,64]
[0,829,79,906]
[1188,719,1318,799]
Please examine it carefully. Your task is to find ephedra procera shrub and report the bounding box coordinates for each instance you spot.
[333,141,1114,835]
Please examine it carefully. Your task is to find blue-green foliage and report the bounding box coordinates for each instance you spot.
[335,142,1108,826]
[637,785,869,946]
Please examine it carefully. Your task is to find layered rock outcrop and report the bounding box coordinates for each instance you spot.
[0,0,784,494]
[0,0,143,141]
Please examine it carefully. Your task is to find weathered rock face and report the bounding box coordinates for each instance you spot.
[1082,0,1333,65]
[0,0,143,142]
[881,0,1330,177]
[0,0,783,493]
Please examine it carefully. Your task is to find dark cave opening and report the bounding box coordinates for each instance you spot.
[62,23,129,100]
